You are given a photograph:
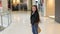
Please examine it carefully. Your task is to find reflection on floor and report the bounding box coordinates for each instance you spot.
[0,26,5,31]
[0,11,60,34]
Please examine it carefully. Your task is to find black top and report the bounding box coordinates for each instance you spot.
[30,12,40,25]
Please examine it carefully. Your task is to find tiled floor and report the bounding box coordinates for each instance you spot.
[0,11,60,34]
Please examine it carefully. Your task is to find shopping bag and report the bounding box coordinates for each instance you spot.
[38,26,41,33]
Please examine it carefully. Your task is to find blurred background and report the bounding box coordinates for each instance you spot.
[0,0,60,34]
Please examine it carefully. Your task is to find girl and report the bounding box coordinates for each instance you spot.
[30,5,40,34]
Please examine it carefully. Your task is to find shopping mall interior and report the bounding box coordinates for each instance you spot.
[0,0,60,34]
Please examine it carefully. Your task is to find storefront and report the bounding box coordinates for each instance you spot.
[8,0,32,11]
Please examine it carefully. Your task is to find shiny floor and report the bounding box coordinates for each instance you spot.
[0,11,60,34]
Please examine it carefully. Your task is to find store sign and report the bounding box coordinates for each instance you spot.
[0,0,2,12]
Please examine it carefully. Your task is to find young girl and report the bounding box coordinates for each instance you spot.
[30,5,40,34]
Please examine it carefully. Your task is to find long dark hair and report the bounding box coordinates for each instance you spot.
[31,5,40,22]
[31,5,38,15]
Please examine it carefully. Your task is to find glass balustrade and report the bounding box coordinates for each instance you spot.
[0,11,11,31]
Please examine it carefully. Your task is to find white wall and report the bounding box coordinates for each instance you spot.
[2,0,8,12]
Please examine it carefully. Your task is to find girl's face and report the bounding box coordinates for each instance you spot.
[32,6,36,12]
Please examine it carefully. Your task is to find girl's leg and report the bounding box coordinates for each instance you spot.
[32,25,35,34]
[34,24,38,34]
[32,24,38,34]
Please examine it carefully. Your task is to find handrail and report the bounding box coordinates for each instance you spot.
[0,12,10,16]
